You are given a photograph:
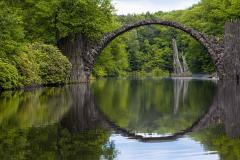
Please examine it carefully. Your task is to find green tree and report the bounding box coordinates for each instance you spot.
[0,2,24,55]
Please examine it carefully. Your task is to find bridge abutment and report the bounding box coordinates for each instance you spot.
[57,34,92,83]
[222,22,240,80]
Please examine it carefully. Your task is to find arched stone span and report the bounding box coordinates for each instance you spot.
[83,19,224,80]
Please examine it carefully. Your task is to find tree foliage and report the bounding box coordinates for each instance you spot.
[0,59,19,89]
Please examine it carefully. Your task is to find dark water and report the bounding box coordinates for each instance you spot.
[0,78,240,160]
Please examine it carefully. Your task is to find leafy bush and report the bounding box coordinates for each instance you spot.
[0,42,72,89]
[152,68,169,77]
[30,43,72,84]
[0,59,19,89]
[93,66,107,78]
[13,46,41,86]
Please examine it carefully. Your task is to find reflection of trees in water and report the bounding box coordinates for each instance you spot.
[94,78,240,160]
[92,79,240,142]
[56,85,117,160]
[60,85,99,132]
[0,87,72,128]
[195,81,240,138]
[191,81,240,160]
[1,79,240,159]
[92,78,216,134]
[218,81,240,138]
[0,85,117,160]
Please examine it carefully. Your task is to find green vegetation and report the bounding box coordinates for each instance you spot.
[0,0,114,89]
[0,42,72,89]
[1,0,240,88]
[0,87,71,127]
[30,43,72,85]
[0,86,117,160]
[0,59,19,89]
[192,124,240,160]
[0,123,115,160]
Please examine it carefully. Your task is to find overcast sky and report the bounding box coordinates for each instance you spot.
[112,0,200,15]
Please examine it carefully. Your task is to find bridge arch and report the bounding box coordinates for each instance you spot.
[82,19,224,80]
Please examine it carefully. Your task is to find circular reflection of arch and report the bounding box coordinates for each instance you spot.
[63,84,219,142]
[84,20,223,77]
[95,97,220,142]
[98,81,240,141]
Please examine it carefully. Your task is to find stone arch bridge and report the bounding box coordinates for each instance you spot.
[58,20,240,82]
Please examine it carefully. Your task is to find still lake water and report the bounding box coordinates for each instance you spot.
[0,78,240,160]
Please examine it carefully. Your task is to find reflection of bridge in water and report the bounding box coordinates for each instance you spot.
[60,80,240,141]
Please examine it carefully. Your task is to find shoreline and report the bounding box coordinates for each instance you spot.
[0,76,218,93]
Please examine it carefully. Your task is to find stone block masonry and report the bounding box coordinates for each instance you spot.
[223,22,240,81]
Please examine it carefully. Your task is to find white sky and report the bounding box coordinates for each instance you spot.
[112,0,200,15]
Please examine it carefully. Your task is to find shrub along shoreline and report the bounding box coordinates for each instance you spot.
[0,43,72,91]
